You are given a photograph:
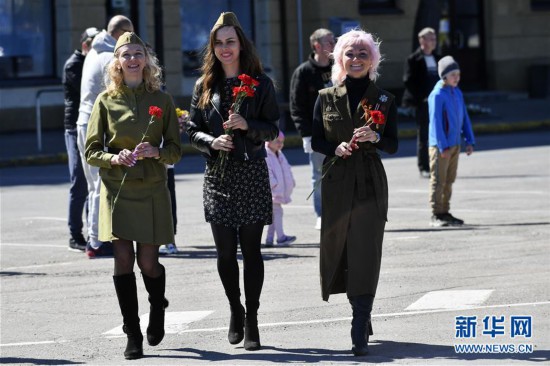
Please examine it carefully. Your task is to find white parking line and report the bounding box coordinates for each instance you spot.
[1,300,547,347]
[1,261,78,271]
[0,242,66,249]
[21,217,66,221]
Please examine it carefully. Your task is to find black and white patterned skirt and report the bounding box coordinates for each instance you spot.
[203,158,272,228]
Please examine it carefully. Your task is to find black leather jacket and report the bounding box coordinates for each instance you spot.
[187,73,280,161]
[62,50,85,130]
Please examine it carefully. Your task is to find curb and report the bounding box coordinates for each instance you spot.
[1,120,549,168]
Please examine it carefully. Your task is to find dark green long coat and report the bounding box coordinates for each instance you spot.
[312,81,398,301]
[85,84,182,244]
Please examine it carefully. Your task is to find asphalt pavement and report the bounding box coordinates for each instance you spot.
[0,130,549,365]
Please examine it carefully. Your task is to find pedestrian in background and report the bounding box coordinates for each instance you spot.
[62,26,99,251]
[428,56,475,227]
[289,28,335,230]
[264,131,296,247]
[402,27,441,178]
[78,15,134,258]
[186,11,279,351]
[85,32,182,359]
[312,29,398,356]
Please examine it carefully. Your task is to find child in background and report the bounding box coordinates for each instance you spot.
[265,131,296,246]
[428,56,475,227]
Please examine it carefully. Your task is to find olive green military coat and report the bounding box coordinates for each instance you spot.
[312,81,398,301]
[85,84,182,244]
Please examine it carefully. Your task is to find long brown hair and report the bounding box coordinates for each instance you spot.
[197,25,263,109]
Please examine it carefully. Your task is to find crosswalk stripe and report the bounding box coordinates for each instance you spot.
[103,311,213,337]
[405,290,494,311]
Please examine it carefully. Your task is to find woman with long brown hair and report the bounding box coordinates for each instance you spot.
[187,12,279,351]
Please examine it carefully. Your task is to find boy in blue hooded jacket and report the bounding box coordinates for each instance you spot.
[428,56,475,227]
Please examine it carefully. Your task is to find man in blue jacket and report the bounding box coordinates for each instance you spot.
[428,56,475,227]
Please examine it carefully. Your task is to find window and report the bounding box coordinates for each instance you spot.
[531,0,550,10]
[0,0,55,81]
[180,0,254,76]
[358,0,403,14]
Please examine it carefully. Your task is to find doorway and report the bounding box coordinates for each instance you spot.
[438,0,486,90]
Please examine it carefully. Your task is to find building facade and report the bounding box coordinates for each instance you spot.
[0,0,548,132]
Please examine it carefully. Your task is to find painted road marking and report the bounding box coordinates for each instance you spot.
[103,311,213,337]
[2,301,548,347]
[0,242,67,249]
[406,290,494,311]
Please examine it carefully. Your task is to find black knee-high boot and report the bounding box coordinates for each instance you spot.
[244,300,261,351]
[142,264,169,346]
[113,273,143,360]
[228,301,245,345]
[349,294,374,356]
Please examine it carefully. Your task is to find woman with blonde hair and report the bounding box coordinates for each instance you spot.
[85,32,182,359]
[312,29,398,356]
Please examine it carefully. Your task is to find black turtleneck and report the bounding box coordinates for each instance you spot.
[345,76,370,113]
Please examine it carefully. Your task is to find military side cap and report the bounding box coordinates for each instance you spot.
[212,12,242,30]
[114,32,146,53]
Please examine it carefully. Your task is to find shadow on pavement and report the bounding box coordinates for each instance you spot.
[160,341,550,363]
[163,245,314,262]
[0,357,83,365]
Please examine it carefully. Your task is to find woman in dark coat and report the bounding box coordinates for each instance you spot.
[312,29,398,356]
[186,12,279,351]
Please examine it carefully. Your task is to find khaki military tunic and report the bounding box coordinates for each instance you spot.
[85,84,182,244]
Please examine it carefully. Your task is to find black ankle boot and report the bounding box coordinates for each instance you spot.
[142,265,169,346]
[113,273,143,360]
[244,313,261,351]
[228,304,245,344]
[349,294,374,356]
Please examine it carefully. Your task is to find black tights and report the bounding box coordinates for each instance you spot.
[210,222,264,312]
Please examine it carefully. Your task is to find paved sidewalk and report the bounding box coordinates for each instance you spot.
[1,96,548,168]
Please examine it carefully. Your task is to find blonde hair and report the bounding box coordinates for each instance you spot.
[331,29,382,86]
[106,45,163,96]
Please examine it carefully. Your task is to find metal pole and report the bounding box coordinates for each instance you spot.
[36,94,42,152]
[35,88,63,152]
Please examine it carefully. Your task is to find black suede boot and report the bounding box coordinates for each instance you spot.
[228,303,245,344]
[142,264,169,346]
[349,294,374,356]
[113,273,143,360]
[244,301,261,351]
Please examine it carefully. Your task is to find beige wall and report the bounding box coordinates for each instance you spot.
[485,0,550,91]
[2,0,549,132]
[279,0,419,92]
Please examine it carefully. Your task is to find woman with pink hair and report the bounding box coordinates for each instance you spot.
[311,29,398,356]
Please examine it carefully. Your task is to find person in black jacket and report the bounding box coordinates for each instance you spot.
[62,27,99,251]
[402,27,441,177]
[187,12,279,351]
[289,28,334,230]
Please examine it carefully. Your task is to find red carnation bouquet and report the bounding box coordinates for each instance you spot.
[211,73,259,181]
[112,105,162,212]
[307,101,385,200]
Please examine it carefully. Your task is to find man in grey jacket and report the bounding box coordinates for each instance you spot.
[77,15,134,257]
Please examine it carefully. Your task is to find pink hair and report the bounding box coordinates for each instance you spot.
[331,29,382,86]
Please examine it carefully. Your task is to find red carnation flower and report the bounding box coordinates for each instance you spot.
[148,106,163,119]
